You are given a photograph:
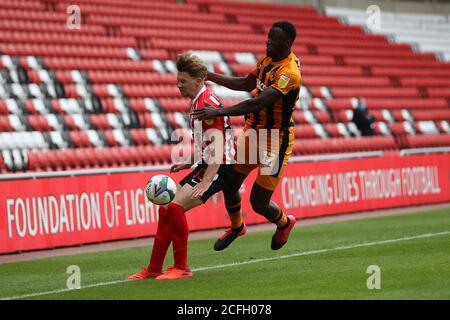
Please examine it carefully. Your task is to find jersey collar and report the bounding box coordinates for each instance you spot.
[270,52,293,65]
[191,85,206,105]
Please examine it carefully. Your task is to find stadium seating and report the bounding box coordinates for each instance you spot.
[0,0,449,173]
[325,7,450,62]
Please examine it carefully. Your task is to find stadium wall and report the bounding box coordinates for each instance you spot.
[1,151,449,254]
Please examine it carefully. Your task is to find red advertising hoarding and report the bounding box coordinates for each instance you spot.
[1,153,449,254]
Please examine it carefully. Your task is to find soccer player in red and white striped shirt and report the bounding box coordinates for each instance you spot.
[127,53,244,281]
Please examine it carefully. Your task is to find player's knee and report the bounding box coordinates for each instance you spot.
[225,202,241,215]
[250,196,268,215]
[249,184,272,215]
[224,191,241,209]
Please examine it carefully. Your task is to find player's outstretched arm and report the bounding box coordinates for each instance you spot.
[192,87,282,120]
[170,149,195,173]
[207,72,256,92]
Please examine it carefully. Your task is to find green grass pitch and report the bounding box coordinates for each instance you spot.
[0,207,449,300]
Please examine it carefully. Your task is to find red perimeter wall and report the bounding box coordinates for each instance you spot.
[1,153,449,254]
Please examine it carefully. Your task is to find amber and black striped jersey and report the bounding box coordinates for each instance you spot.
[246,52,302,130]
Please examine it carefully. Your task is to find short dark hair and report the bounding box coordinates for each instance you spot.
[272,21,296,42]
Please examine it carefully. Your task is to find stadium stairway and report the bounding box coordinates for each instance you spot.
[0,0,449,173]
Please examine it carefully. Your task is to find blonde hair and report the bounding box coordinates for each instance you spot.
[176,53,207,79]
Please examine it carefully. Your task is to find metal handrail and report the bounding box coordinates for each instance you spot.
[400,146,450,156]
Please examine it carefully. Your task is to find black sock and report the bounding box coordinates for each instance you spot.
[277,218,291,230]
[271,211,283,224]
[232,223,244,233]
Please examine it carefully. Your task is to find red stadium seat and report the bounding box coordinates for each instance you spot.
[337,110,353,123]
[314,111,332,123]
[293,111,316,124]
[404,134,450,148]
[70,131,92,148]
[294,125,320,139]
[325,123,348,137]
[390,122,415,136]
[326,99,353,110]
[437,121,450,134]
[293,136,397,155]
[330,87,420,99]
[412,110,450,121]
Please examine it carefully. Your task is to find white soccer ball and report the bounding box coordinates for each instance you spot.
[145,174,177,205]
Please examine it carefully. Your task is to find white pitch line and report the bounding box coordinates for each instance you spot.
[193,230,450,272]
[1,230,449,300]
[1,280,124,301]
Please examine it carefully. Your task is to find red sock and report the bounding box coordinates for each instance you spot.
[148,205,172,273]
[168,202,189,270]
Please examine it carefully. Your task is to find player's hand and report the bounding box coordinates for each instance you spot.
[191,104,220,121]
[170,163,191,173]
[190,178,213,199]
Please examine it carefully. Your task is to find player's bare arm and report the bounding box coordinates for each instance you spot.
[170,163,191,173]
[191,87,282,120]
[207,71,257,92]
[170,149,195,173]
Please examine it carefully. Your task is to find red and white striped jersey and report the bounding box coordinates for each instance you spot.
[189,85,236,164]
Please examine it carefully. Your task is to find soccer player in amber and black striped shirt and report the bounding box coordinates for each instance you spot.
[193,21,301,251]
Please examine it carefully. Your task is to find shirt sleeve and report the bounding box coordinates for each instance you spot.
[202,93,223,128]
[271,66,302,96]
[251,55,265,77]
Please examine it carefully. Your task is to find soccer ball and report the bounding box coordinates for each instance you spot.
[145,174,177,205]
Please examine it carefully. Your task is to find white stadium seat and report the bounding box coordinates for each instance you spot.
[326,6,450,59]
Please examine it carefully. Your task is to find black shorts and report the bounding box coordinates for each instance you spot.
[179,162,236,203]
